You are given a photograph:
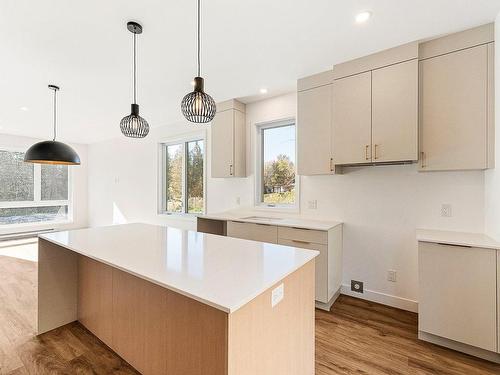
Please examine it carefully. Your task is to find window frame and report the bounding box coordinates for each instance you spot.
[254,118,299,211]
[0,146,73,227]
[158,131,207,216]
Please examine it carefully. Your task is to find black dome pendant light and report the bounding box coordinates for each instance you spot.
[24,85,81,165]
[120,21,149,138]
[181,0,216,123]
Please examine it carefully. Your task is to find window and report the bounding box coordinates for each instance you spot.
[256,120,297,208]
[0,149,71,225]
[161,137,205,214]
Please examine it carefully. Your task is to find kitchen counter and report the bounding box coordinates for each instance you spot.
[37,223,317,374]
[200,210,342,231]
[416,228,500,250]
[40,223,318,313]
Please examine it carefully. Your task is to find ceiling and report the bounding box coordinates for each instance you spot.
[1,0,499,144]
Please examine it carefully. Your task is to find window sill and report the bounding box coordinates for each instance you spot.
[253,205,300,214]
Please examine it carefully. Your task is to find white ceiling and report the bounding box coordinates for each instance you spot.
[1,0,499,144]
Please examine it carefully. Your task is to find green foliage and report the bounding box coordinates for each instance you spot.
[263,154,295,204]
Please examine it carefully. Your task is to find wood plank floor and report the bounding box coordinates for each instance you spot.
[1,241,499,374]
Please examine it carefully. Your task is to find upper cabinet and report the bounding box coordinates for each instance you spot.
[372,60,418,163]
[297,71,336,175]
[332,71,372,164]
[332,42,419,166]
[211,99,246,178]
[419,24,495,171]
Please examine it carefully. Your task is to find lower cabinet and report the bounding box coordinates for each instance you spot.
[226,221,278,244]
[418,242,497,352]
[223,220,342,309]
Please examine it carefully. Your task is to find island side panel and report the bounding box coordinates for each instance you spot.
[227,260,315,375]
[77,262,229,375]
[38,238,78,334]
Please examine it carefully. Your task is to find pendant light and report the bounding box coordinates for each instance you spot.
[181,0,216,123]
[120,21,149,138]
[24,85,80,165]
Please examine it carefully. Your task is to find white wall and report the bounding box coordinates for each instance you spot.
[87,92,486,311]
[0,133,88,235]
[485,15,500,241]
[87,122,251,230]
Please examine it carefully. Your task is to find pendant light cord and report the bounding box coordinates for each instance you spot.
[197,0,201,77]
[53,89,57,141]
[133,32,137,104]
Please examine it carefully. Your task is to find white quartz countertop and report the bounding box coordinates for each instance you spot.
[40,223,318,313]
[200,211,342,231]
[416,229,500,250]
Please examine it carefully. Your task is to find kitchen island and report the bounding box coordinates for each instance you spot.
[38,223,318,375]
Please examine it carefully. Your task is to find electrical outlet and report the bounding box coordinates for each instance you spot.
[387,270,397,282]
[308,200,317,209]
[351,280,364,293]
[271,283,284,307]
[441,204,452,217]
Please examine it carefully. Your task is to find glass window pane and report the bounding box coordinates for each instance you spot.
[0,150,34,202]
[0,205,68,225]
[41,165,69,201]
[262,124,296,205]
[187,140,204,214]
[166,144,183,213]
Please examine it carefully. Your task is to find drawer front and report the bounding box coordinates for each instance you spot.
[278,238,328,303]
[227,221,277,244]
[278,226,328,245]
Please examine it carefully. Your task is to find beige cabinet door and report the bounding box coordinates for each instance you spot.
[278,238,328,303]
[226,221,278,244]
[233,110,246,177]
[420,45,489,171]
[211,109,234,177]
[297,85,333,175]
[332,71,372,164]
[372,60,418,163]
[498,250,500,354]
[418,242,497,352]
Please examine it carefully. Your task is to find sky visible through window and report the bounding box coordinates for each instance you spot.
[263,125,296,163]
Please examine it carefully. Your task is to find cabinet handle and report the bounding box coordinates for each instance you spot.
[365,145,370,161]
[330,158,334,172]
[420,152,425,168]
[374,144,379,160]
[229,164,233,176]
[291,239,311,245]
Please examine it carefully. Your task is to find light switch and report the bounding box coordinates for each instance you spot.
[271,283,284,307]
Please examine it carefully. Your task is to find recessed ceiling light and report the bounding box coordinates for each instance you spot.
[355,11,372,24]
[20,106,29,111]
[259,88,268,94]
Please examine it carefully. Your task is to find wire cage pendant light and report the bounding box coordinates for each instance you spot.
[24,85,81,165]
[120,21,149,138]
[181,0,216,123]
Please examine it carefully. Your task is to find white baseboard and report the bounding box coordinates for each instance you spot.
[340,284,418,312]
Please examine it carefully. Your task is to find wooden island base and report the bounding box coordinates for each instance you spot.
[38,238,315,375]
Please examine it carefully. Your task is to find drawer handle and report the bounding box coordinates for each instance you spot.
[291,227,309,231]
[255,223,271,227]
[291,239,311,245]
[437,242,472,248]
[230,220,245,224]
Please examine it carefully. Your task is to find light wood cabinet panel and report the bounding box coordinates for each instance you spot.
[372,59,418,162]
[211,100,246,178]
[227,221,277,244]
[211,109,234,178]
[420,44,489,171]
[278,238,328,303]
[418,242,497,352]
[488,42,495,168]
[297,84,333,175]
[77,256,113,345]
[332,71,372,165]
